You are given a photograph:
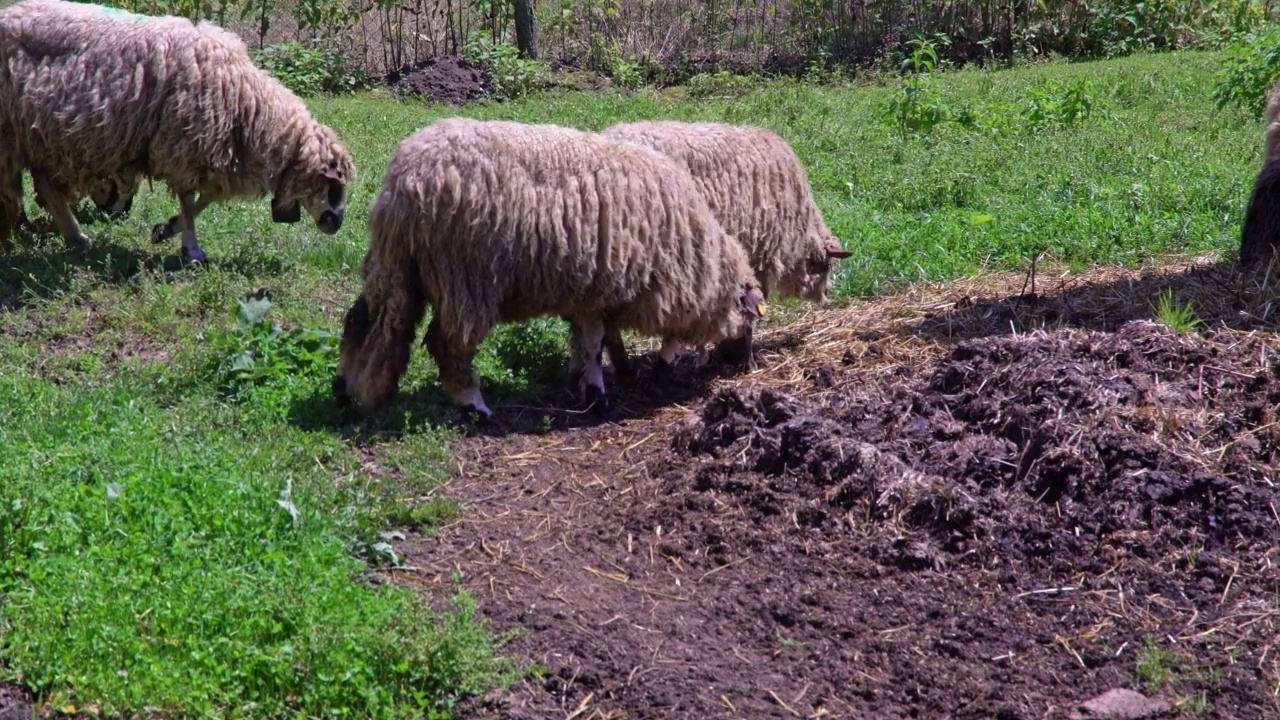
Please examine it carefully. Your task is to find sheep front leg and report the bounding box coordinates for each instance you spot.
[0,170,22,245]
[423,315,492,420]
[174,192,208,265]
[569,315,610,414]
[29,172,91,249]
[151,193,213,244]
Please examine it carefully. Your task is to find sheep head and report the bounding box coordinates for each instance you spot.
[332,283,424,411]
[88,175,139,217]
[273,125,356,236]
[780,234,853,303]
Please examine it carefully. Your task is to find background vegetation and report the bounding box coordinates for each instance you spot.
[3,0,1280,714]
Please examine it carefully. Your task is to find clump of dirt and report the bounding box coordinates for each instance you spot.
[402,320,1280,719]
[0,682,36,719]
[672,321,1280,577]
[384,57,487,104]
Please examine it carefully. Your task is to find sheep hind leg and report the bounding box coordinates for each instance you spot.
[29,172,91,250]
[173,192,209,265]
[569,315,610,415]
[424,315,493,421]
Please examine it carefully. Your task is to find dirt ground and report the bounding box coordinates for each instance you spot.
[392,257,1280,720]
[384,57,488,104]
[0,682,35,720]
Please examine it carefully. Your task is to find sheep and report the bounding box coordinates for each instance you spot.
[331,117,768,420]
[1241,77,1280,265]
[594,120,852,376]
[0,0,355,263]
[25,173,139,221]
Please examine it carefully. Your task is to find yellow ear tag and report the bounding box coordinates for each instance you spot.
[757,301,768,317]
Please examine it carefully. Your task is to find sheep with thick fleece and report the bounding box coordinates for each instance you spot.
[0,0,354,263]
[332,118,768,419]
[595,120,851,374]
[1241,77,1280,264]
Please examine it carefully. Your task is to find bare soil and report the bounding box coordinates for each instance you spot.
[384,57,488,105]
[0,682,35,720]
[393,260,1280,720]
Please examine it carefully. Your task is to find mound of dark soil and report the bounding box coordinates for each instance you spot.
[385,57,486,104]
[673,321,1280,577]
[404,320,1280,719]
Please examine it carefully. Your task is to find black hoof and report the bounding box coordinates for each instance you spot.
[151,223,169,244]
[182,246,208,266]
[460,405,502,433]
[583,384,611,416]
[64,234,93,250]
[650,357,675,383]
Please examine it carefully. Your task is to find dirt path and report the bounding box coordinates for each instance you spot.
[392,258,1280,720]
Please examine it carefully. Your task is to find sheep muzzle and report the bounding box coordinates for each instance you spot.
[318,209,343,234]
[331,375,352,407]
[271,198,301,224]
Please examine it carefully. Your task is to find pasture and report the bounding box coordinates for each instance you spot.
[2,47,1280,719]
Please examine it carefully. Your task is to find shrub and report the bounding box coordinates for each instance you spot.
[1213,24,1280,116]
[253,40,370,97]
[885,33,976,138]
[462,31,547,100]
[687,70,760,98]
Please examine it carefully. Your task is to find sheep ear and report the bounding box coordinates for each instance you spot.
[323,168,344,182]
[741,287,767,319]
[826,247,853,259]
[271,198,301,224]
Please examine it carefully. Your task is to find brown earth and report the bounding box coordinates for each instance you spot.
[384,57,488,105]
[0,682,35,720]
[390,257,1280,720]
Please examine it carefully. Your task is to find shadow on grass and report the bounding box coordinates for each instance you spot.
[868,258,1280,346]
[0,237,167,310]
[2,223,294,310]
[285,350,744,446]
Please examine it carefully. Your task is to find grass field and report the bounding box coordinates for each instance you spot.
[0,49,1265,717]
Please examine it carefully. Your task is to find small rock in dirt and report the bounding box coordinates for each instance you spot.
[1070,688,1171,719]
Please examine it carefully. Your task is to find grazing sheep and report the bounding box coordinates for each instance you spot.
[32,173,139,217]
[595,120,851,375]
[1241,77,1280,264]
[332,118,768,419]
[0,0,355,263]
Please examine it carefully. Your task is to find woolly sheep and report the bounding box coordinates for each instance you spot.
[23,173,139,221]
[1241,77,1280,264]
[594,120,852,375]
[0,0,355,263]
[331,118,768,419]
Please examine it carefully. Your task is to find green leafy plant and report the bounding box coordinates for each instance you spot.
[1213,25,1280,116]
[688,69,760,98]
[1153,288,1204,334]
[886,33,974,138]
[209,293,339,396]
[462,30,547,100]
[253,40,370,97]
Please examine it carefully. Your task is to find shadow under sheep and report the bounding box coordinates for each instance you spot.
[896,257,1280,345]
[287,347,741,445]
[0,237,165,311]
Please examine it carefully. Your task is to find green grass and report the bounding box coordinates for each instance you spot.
[0,48,1264,717]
